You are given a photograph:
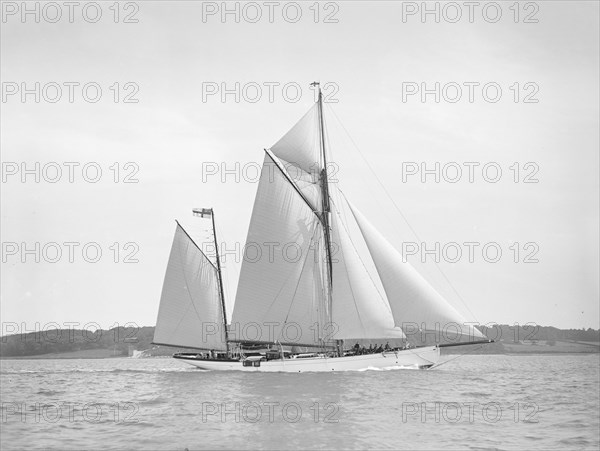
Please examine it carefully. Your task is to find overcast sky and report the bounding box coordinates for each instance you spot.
[1,1,598,332]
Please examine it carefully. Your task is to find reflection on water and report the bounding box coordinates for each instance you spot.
[1,354,598,450]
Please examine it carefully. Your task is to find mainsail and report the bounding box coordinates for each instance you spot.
[229,152,329,346]
[153,222,227,351]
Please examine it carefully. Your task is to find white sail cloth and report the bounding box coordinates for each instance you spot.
[348,203,485,339]
[154,223,227,350]
[230,153,328,346]
[330,201,406,340]
[271,102,322,177]
[231,98,482,346]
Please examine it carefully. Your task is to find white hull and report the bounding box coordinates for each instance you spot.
[174,346,440,372]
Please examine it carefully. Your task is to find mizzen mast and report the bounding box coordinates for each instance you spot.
[193,208,230,354]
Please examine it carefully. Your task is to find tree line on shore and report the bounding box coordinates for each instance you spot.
[0,324,598,357]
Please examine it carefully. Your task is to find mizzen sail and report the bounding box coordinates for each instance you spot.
[153,222,227,351]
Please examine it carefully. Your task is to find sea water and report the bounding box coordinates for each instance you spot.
[1,354,598,450]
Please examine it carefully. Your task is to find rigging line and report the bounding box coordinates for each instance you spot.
[400,347,437,365]
[325,103,478,322]
[321,107,340,200]
[429,344,486,369]
[151,342,215,352]
[321,102,331,170]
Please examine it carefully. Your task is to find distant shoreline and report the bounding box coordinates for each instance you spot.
[1,325,598,359]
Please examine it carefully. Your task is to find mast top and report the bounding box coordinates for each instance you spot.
[310,81,322,100]
[192,207,213,218]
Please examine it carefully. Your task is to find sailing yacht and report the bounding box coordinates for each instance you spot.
[152,83,490,372]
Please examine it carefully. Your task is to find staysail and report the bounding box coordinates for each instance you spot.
[153,222,227,351]
[348,203,485,339]
[330,199,406,340]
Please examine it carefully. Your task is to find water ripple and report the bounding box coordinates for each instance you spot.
[0,354,598,450]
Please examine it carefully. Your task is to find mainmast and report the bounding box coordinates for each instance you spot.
[312,82,335,347]
[193,208,229,354]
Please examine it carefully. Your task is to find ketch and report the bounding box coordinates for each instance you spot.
[152,83,492,372]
